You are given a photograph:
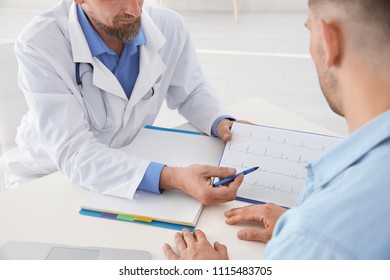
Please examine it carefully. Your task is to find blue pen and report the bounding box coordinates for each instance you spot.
[213,166,259,187]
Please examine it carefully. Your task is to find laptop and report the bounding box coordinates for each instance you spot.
[0,241,151,260]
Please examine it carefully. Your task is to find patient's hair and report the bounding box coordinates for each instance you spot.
[309,0,390,54]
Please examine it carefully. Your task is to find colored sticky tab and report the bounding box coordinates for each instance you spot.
[117,214,135,222]
[101,213,117,219]
[133,216,153,223]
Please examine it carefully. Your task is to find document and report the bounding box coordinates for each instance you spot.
[80,126,225,230]
[219,122,343,208]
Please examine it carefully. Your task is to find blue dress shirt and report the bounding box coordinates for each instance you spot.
[77,5,233,194]
[77,5,145,99]
[264,110,390,259]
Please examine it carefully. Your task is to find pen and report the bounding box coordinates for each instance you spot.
[213,166,259,187]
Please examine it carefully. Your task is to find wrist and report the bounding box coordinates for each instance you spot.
[212,116,235,137]
[159,166,180,191]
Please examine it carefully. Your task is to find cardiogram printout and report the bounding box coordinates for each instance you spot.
[219,122,343,208]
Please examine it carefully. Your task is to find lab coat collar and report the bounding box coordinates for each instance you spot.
[68,2,166,102]
[127,10,167,108]
[68,2,126,99]
[68,2,93,64]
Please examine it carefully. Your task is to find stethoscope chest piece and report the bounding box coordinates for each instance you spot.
[142,87,155,100]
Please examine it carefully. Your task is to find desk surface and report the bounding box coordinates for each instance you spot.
[0,97,340,260]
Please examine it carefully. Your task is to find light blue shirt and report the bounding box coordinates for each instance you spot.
[77,5,232,194]
[264,110,390,259]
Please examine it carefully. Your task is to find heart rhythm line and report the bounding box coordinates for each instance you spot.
[228,144,309,165]
[244,182,301,195]
[221,161,306,181]
[232,132,326,152]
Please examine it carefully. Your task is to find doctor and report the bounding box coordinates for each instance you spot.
[0,0,244,205]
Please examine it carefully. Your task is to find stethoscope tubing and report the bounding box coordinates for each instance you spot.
[75,62,112,132]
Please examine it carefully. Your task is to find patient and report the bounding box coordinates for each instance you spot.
[163,0,390,260]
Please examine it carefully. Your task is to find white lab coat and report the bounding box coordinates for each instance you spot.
[0,0,229,198]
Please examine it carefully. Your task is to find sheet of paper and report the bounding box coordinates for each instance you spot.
[122,127,224,167]
[219,123,343,208]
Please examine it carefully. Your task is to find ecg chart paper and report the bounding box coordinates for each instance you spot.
[220,122,343,208]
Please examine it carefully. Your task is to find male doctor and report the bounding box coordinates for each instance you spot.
[0,0,244,205]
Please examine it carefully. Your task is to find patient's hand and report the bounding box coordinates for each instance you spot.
[163,229,229,260]
[224,203,286,243]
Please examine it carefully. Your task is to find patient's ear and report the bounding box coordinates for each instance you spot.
[319,19,342,68]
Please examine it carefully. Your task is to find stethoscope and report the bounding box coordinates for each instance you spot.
[75,62,155,132]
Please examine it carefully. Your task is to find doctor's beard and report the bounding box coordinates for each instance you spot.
[92,15,142,44]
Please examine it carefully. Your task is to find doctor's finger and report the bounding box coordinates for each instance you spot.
[226,174,244,189]
[213,174,243,192]
[212,175,243,200]
[204,166,236,179]
[216,119,234,143]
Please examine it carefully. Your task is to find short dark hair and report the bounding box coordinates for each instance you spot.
[309,0,390,53]
[309,0,390,31]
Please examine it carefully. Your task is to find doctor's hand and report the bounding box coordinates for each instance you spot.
[216,119,253,143]
[159,165,243,205]
[224,203,286,243]
[163,228,229,260]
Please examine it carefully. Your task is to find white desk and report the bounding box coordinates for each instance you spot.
[0,97,340,260]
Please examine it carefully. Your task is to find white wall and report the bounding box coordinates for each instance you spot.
[165,0,307,12]
[0,0,61,10]
[0,0,308,12]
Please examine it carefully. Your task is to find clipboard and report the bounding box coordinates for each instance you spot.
[217,122,343,208]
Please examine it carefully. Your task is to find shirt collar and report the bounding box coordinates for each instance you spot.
[77,4,146,57]
[307,110,390,190]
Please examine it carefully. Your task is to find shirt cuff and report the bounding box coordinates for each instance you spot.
[211,115,236,137]
[137,162,165,194]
